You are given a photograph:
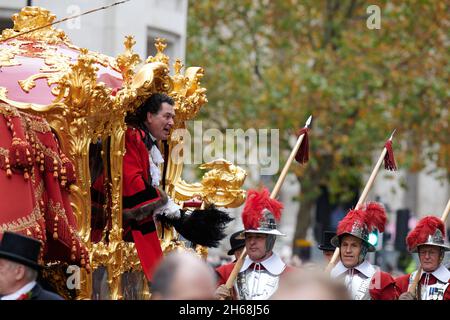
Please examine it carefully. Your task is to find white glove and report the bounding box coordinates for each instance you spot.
[154,197,181,219]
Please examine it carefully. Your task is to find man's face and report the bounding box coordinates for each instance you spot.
[146,102,175,141]
[233,247,245,261]
[340,235,363,268]
[418,245,441,272]
[245,233,268,262]
[322,250,335,262]
[0,259,19,295]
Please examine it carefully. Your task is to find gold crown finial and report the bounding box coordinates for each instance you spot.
[116,35,142,84]
[124,35,136,51]
[174,59,183,75]
[154,38,167,53]
[145,38,169,65]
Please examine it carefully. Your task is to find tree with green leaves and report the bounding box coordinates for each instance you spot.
[186,0,449,254]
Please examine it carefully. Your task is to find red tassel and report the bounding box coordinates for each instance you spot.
[6,113,34,177]
[384,140,397,171]
[44,154,60,176]
[9,138,34,176]
[61,154,76,187]
[294,127,309,164]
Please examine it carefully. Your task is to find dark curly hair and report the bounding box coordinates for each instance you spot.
[125,93,174,127]
[125,93,174,148]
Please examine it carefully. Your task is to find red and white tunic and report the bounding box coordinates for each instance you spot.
[395,264,450,300]
[215,253,291,300]
[331,260,399,300]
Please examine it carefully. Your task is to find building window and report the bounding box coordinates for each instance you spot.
[0,16,14,34]
[147,27,181,69]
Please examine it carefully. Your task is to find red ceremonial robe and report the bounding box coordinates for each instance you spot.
[122,127,168,281]
[395,265,450,300]
[216,261,236,286]
[369,270,400,300]
[331,260,399,300]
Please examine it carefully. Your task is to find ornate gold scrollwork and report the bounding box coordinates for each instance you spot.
[0,7,70,44]
[0,45,24,67]
[45,47,119,299]
[0,7,120,105]
[174,159,247,208]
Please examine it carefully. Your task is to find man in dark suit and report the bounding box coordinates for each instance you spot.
[0,231,63,300]
[318,230,338,263]
[215,230,245,285]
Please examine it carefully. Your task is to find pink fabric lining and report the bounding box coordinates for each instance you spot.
[0,41,123,105]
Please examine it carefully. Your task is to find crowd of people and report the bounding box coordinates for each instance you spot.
[0,93,448,300]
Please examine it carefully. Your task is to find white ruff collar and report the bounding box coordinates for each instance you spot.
[420,264,450,283]
[240,252,286,275]
[331,260,376,279]
[148,134,164,187]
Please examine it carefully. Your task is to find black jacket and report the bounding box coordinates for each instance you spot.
[30,283,64,300]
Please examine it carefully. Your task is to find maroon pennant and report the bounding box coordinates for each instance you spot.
[294,127,309,164]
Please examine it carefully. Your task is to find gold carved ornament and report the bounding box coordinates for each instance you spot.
[0,7,120,112]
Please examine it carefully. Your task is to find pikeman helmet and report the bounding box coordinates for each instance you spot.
[242,188,285,236]
[406,216,450,253]
[331,202,387,252]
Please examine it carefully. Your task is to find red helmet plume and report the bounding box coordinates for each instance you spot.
[332,202,387,252]
[242,188,283,231]
[406,216,448,252]
[336,208,365,236]
[364,202,387,233]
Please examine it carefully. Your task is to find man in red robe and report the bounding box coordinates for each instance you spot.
[396,216,450,300]
[122,93,179,281]
[122,93,233,282]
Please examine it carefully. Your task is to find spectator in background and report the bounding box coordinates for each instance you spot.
[0,232,63,300]
[271,269,350,300]
[151,251,216,300]
[318,231,338,264]
[215,230,245,284]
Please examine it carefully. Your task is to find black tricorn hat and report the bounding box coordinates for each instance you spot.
[318,231,336,252]
[0,231,42,270]
[227,230,245,256]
